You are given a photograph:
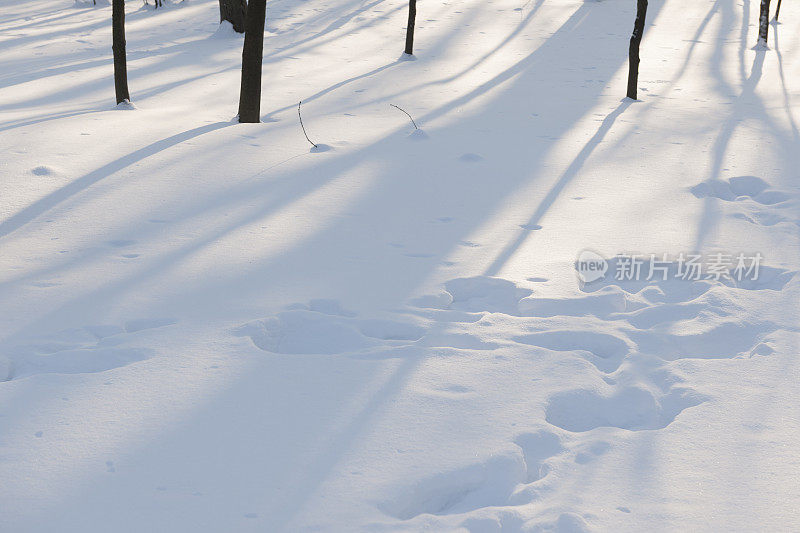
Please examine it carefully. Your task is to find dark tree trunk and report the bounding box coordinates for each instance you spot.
[112,0,130,104]
[775,0,782,21]
[220,0,247,33]
[404,0,416,55]
[758,0,771,45]
[626,0,648,100]
[237,0,266,123]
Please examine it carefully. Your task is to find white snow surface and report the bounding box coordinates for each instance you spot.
[1,0,799,531]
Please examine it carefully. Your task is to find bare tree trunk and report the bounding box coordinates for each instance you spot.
[112,0,130,104]
[758,0,771,46]
[774,0,782,22]
[220,0,247,33]
[626,0,648,100]
[404,0,416,55]
[237,0,266,123]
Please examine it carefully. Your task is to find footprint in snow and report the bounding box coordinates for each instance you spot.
[545,385,707,432]
[513,330,630,373]
[1,320,170,381]
[235,301,425,355]
[380,430,565,519]
[378,452,526,519]
[690,176,796,227]
[690,175,781,204]
[458,153,483,163]
[31,165,56,176]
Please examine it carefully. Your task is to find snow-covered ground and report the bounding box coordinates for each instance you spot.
[1,0,799,531]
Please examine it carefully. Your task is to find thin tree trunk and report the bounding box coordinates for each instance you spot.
[758,0,771,45]
[626,0,648,100]
[219,0,247,33]
[112,0,130,104]
[404,0,416,55]
[237,0,266,122]
[774,0,782,22]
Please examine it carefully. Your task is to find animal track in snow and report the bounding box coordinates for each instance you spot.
[533,513,592,533]
[420,276,629,320]
[627,320,777,361]
[0,321,166,381]
[458,153,484,163]
[379,451,527,520]
[728,265,796,291]
[545,386,706,432]
[518,287,627,318]
[236,301,425,355]
[578,258,792,361]
[514,430,564,483]
[690,176,791,205]
[513,330,630,373]
[31,165,56,176]
[419,331,499,350]
[379,430,566,520]
[574,441,611,464]
[443,276,532,315]
[236,311,375,355]
[691,176,797,227]
[581,258,714,304]
[388,260,792,525]
[584,257,796,296]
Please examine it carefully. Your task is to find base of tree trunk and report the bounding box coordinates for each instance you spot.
[626,0,648,100]
[237,0,267,123]
[404,0,417,56]
[115,99,136,110]
[219,0,247,33]
[112,0,131,105]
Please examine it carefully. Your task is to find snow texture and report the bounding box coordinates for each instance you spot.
[1,0,799,531]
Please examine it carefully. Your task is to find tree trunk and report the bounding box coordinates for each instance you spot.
[237,0,266,123]
[775,0,782,21]
[219,0,247,33]
[626,0,648,100]
[758,0,771,45]
[112,0,130,104]
[404,0,417,55]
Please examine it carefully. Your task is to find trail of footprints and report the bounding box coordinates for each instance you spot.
[235,255,796,525]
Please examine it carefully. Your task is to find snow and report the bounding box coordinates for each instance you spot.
[1,0,799,531]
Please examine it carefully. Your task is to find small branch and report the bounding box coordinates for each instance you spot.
[390,103,418,129]
[298,100,317,148]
